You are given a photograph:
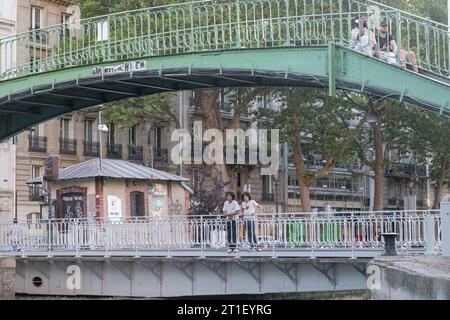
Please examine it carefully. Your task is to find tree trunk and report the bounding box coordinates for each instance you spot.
[373,123,384,212]
[292,142,312,213]
[432,157,448,209]
[197,90,231,191]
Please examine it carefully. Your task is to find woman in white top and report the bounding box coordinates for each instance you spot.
[351,16,377,57]
[223,192,241,253]
[241,192,262,252]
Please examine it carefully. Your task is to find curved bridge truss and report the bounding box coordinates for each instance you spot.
[0,0,449,140]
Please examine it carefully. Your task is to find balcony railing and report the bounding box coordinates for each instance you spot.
[128,145,143,161]
[262,193,275,202]
[153,148,168,164]
[385,164,427,177]
[106,144,122,159]
[28,185,43,202]
[59,138,77,155]
[83,141,100,157]
[28,135,47,153]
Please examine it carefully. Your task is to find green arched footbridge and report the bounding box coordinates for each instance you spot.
[0,0,449,141]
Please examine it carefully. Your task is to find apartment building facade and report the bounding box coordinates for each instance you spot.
[0,0,17,220]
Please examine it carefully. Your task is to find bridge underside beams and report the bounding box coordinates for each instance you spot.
[15,257,369,298]
[1,46,449,141]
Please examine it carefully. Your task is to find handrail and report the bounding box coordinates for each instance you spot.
[0,210,442,255]
[0,0,448,83]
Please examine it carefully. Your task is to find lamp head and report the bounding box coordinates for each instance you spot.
[98,124,109,132]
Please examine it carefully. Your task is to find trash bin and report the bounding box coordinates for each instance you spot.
[287,221,308,247]
[318,220,340,244]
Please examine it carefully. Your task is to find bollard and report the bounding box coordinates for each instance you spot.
[441,200,450,257]
[425,214,435,255]
[382,233,398,256]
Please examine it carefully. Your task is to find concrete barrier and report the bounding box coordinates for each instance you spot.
[368,256,450,300]
[0,257,15,299]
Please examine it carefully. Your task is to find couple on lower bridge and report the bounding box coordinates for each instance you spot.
[223,191,263,254]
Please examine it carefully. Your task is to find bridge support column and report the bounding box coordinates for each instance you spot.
[441,200,450,257]
[328,42,336,97]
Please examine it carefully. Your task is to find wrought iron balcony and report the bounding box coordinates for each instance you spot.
[262,193,275,202]
[388,198,398,206]
[59,138,77,155]
[106,144,122,159]
[84,141,100,157]
[384,163,427,177]
[28,185,43,202]
[28,27,48,44]
[128,145,143,161]
[152,148,169,164]
[219,102,232,113]
[28,135,47,153]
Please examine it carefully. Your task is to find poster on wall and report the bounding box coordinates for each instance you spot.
[152,197,163,216]
[107,195,122,222]
[59,186,87,219]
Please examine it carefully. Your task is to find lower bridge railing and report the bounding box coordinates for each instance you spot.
[0,211,441,256]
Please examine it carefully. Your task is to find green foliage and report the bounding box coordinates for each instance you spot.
[256,88,362,180]
[101,93,179,131]
[377,0,448,24]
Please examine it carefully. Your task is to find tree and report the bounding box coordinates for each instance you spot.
[256,88,367,213]
[349,96,418,211]
[101,93,180,131]
[377,0,448,24]
[406,109,450,209]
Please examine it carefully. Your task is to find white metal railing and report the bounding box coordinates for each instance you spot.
[0,210,441,256]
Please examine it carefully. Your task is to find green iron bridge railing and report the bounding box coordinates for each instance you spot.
[0,0,449,82]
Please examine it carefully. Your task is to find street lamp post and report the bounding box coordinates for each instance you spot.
[97,107,109,171]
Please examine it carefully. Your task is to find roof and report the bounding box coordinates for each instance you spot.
[26,158,189,184]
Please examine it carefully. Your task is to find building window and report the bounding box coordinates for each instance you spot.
[130,192,145,217]
[108,123,116,145]
[60,118,71,139]
[61,12,71,25]
[27,212,40,222]
[155,127,162,149]
[31,165,42,179]
[129,125,138,146]
[31,6,41,30]
[85,119,96,142]
[61,12,71,38]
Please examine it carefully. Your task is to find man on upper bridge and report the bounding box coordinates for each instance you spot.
[376,21,419,73]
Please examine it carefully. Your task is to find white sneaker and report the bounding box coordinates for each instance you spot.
[233,249,239,253]
[227,249,233,253]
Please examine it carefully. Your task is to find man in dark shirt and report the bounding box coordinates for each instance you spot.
[376,21,398,64]
[376,21,419,72]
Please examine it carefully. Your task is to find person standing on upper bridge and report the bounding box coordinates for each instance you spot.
[223,192,241,254]
[351,16,377,57]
